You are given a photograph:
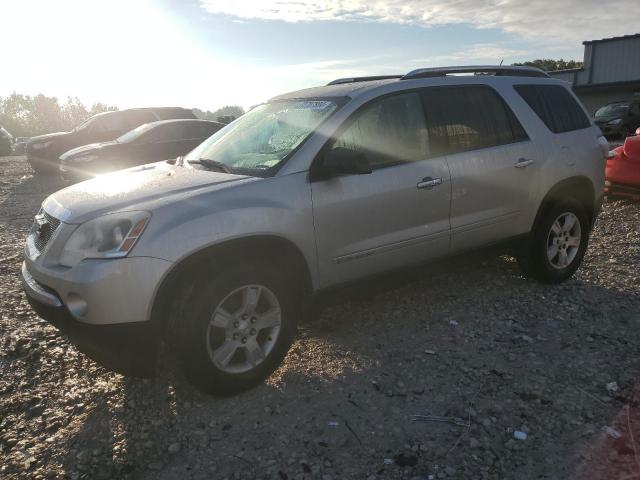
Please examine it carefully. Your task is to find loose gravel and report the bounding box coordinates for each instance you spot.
[1,155,639,480]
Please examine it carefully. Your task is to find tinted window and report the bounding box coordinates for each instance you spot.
[92,112,128,132]
[421,86,528,156]
[125,110,157,129]
[331,92,428,168]
[155,108,195,120]
[630,103,640,116]
[183,121,222,139]
[514,84,590,133]
[143,123,185,142]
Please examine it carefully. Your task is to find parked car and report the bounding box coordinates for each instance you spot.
[605,128,640,199]
[26,107,196,174]
[13,137,30,155]
[0,127,14,156]
[21,66,607,395]
[60,119,225,181]
[594,100,640,138]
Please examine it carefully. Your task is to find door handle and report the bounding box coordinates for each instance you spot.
[417,177,443,189]
[514,158,534,168]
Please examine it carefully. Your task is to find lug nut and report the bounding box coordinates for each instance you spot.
[241,337,247,344]
[242,314,248,320]
[233,321,239,328]
[250,328,256,336]
[250,317,257,323]
[233,333,239,340]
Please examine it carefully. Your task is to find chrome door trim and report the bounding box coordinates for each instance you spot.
[333,229,449,264]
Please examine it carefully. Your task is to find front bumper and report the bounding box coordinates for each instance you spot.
[597,124,623,137]
[605,180,640,199]
[21,261,164,375]
[23,255,171,326]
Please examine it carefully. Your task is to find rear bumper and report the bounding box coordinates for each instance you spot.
[21,261,161,376]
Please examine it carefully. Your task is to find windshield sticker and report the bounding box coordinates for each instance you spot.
[295,101,334,110]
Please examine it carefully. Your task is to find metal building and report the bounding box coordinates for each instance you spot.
[548,33,640,115]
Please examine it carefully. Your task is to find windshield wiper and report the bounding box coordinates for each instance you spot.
[188,158,231,173]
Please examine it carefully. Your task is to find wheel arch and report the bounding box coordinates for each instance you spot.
[532,175,597,231]
[148,235,314,333]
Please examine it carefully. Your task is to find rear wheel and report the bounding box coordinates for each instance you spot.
[517,199,590,283]
[175,260,298,395]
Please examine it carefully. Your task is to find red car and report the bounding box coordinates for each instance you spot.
[605,128,640,199]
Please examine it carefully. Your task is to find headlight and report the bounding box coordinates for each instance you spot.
[59,211,150,267]
[607,118,623,125]
[32,141,53,150]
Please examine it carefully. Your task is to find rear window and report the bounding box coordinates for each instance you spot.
[514,84,590,134]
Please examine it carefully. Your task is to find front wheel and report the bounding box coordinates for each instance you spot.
[176,261,298,395]
[517,199,590,283]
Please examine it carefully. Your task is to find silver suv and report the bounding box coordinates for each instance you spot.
[22,66,608,394]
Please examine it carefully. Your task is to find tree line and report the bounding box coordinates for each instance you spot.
[512,59,584,72]
[0,92,245,138]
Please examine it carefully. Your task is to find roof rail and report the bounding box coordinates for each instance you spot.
[401,65,549,80]
[327,75,402,86]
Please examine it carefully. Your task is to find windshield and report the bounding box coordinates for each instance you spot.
[595,103,629,118]
[116,123,155,143]
[185,99,338,175]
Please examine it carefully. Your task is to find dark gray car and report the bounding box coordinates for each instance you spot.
[594,100,640,138]
[60,119,225,181]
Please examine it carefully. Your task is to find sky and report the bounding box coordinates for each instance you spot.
[1,0,637,112]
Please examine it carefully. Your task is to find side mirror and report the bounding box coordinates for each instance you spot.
[319,147,372,177]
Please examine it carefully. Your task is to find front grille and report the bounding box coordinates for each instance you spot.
[31,210,61,252]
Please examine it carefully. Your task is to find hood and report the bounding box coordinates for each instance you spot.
[28,131,72,144]
[43,161,254,224]
[61,141,118,160]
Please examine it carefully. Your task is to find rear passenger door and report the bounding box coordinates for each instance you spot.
[421,85,539,251]
[311,91,451,288]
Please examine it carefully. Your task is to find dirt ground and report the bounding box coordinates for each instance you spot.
[1,154,639,480]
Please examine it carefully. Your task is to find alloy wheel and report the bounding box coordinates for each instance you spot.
[206,284,282,374]
[546,212,582,269]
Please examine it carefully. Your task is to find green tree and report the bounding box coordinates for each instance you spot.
[0,93,118,137]
[512,59,584,72]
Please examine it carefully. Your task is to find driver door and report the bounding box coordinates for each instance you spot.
[311,91,451,288]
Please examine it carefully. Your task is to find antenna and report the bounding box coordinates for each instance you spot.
[499,59,504,66]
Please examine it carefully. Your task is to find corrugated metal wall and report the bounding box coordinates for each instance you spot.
[591,37,640,84]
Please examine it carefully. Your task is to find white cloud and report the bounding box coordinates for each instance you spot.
[200,0,638,45]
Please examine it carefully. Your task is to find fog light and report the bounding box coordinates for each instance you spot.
[66,293,88,318]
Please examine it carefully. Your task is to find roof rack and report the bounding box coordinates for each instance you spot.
[327,75,403,86]
[401,65,549,80]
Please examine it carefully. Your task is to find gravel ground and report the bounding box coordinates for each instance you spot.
[1,154,639,480]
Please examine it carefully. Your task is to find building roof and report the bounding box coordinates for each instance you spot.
[583,33,640,45]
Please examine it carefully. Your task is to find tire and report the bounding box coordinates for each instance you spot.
[517,199,590,283]
[175,259,298,395]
